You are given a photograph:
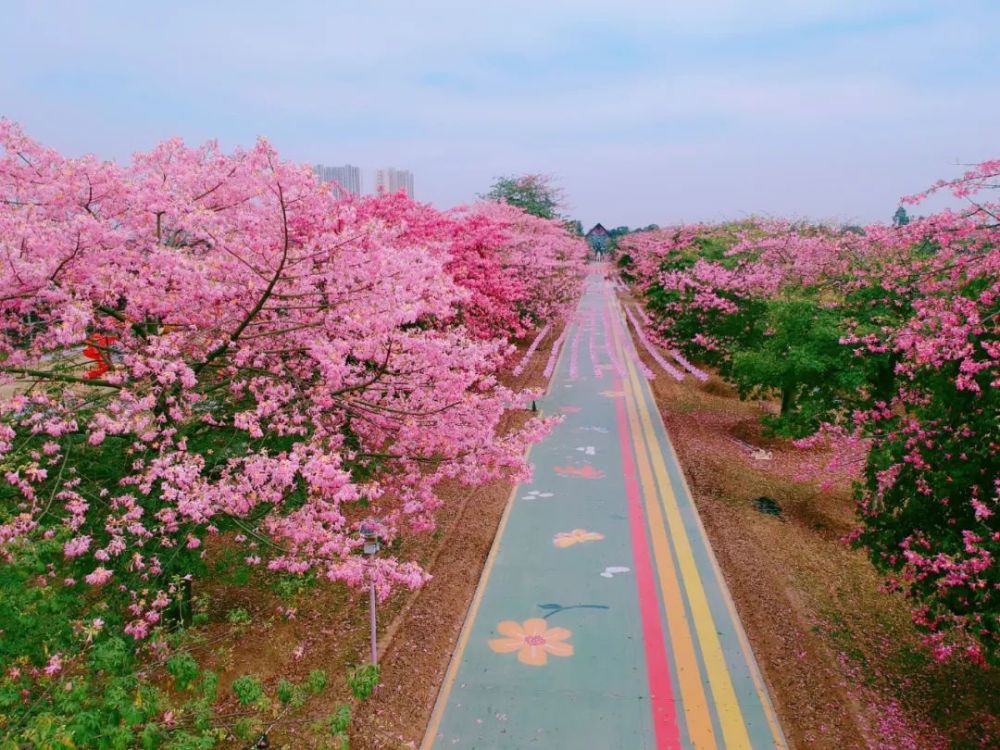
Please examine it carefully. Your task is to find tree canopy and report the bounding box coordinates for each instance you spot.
[481,173,565,220]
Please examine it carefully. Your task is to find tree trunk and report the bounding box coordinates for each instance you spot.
[874,354,898,402]
[780,385,794,416]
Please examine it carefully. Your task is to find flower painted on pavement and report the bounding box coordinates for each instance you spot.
[554,464,605,479]
[553,529,604,548]
[488,618,573,666]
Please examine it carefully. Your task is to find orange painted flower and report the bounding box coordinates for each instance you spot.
[488,618,573,666]
[553,529,604,548]
[559,405,582,413]
[554,464,605,479]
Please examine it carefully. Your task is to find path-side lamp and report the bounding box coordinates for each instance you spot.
[360,521,380,666]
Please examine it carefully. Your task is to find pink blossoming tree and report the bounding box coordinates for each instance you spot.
[620,163,999,664]
[0,121,584,743]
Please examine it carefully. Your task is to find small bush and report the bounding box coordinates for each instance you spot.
[231,675,264,706]
[226,607,252,625]
[347,663,380,700]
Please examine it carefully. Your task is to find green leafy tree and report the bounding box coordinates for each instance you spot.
[481,174,565,220]
[892,205,910,226]
[729,298,859,436]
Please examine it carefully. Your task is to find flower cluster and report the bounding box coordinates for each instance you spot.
[619,163,999,663]
[0,119,585,667]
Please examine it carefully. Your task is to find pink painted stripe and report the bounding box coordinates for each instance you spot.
[512,323,551,377]
[629,304,709,382]
[542,322,570,378]
[601,306,628,378]
[568,318,584,380]
[666,347,709,382]
[613,376,681,749]
[588,318,603,378]
[624,305,685,382]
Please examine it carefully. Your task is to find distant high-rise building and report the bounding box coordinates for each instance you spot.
[374,167,414,198]
[313,163,362,197]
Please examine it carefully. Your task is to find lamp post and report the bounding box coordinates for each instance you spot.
[360,521,380,666]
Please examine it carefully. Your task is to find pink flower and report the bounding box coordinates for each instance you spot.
[43,654,63,676]
[63,535,91,558]
[84,567,113,586]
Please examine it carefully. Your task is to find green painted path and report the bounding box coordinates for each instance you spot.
[422,271,786,749]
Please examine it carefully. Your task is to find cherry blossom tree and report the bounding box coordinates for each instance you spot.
[621,163,999,663]
[0,121,584,743]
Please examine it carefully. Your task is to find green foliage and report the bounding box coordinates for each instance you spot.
[346,663,380,700]
[233,717,260,741]
[329,703,351,733]
[225,607,252,625]
[481,174,563,220]
[213,548,254,587]
[0,413,313,747]
[167,652,200,690]
[642,227,901,437]
[858,324,999,655]
[0,629,230,749]
[271,571,316,601]
[274,676,308,709]
[632,215,1000,660]
[199,670,218,701]
[307,669,328,694]
[327,703,352,749]
[729,297,859,436]
[277,678,296,705]
[90,637,131,673]
[0,534,84,668]
[163,732,220,750]
[231,675,264,707]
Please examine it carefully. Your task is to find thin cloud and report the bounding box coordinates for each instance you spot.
[1,1,996,227]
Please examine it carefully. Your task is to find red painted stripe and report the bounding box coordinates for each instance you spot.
[613,375,681,749]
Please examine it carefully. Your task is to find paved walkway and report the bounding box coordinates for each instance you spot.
[422,271,786,749]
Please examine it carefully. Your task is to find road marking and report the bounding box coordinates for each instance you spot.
[619,303,754,750]
[422,276,785,748]
[610,299,718,749]
[613,375,681,748]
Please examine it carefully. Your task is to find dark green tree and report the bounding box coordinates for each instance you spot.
[892,206,910,226]
[481,174,565,220]
[729,298,860,436]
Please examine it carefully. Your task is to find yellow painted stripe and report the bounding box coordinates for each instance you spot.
[660,433,788,748]
[619,323,753,750]
[607,296,718,748]
[610,288,784,746]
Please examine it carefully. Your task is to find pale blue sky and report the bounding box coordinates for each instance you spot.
[2,1,997,227]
